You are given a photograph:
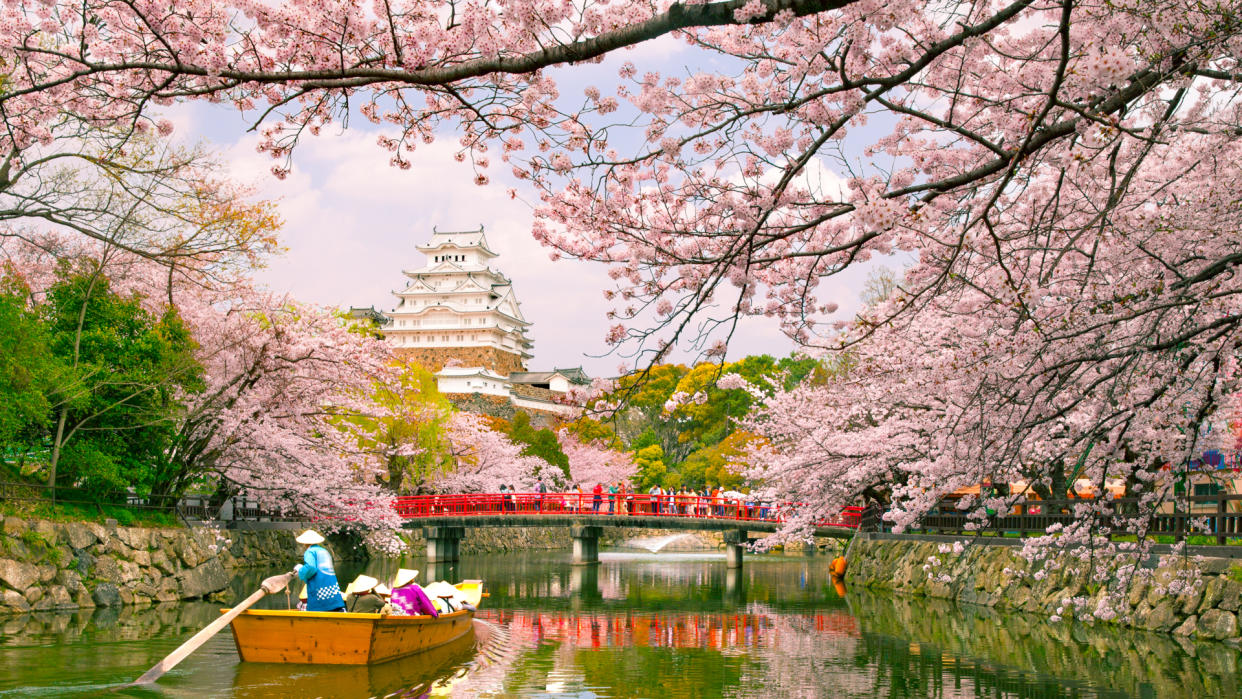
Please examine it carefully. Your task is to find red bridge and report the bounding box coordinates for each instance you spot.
[391,492,861,569]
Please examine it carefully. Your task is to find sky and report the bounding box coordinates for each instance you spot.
[165,36,882,378]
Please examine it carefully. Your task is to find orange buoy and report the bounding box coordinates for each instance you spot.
[830,556,848,578]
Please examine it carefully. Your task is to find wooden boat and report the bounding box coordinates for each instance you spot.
[225,580,483,665]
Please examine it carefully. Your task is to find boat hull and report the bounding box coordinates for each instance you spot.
[227,608,475,665]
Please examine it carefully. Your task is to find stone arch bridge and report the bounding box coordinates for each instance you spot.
[394,493,860,568]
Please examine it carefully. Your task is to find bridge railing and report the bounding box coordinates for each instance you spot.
[392,493,862,528]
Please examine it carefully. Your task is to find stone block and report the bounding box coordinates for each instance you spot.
[0,559,40,592]
[61,524,97,551]
[1124,579,1148,609]
[1197,609,1239,641]
[73,550,94,578]
[46,585,74,609]
[1221,580,1242,612]
[118,559,142,584]
[1198,558,1234,575]
[93,556,123,584]
[1199,576,1227,613]
[105,537,131,559]
[23,587,42,605]
[1,589,29,613]
[178,541,203,569]
[122,527,151,551]
[2,518,25,536]
[1173,615,1198,636]
[73,589,94,609]
[92,583,121,607]
[177,558,230,599]
[57,569,85,595]
[151,549,178,576]
[130,549,151,568]
[36,565,56,584]
[83,522,109,544]
[32,520,57,543]
[1139,599,1179,632]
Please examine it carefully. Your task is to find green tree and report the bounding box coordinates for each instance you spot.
[679,431,756,490]
[43,264,202,498]
[0,272,63,468]
[631,443,667,491]
[349,361,455,493]
[501,411,570,480]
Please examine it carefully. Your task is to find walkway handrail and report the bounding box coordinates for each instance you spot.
[393,492,862,529]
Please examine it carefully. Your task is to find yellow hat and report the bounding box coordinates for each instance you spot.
[295,530,325,545]
[392,568,419,589]
[350,574,379,594]
[298,585,307,601]
[374,583,391,597]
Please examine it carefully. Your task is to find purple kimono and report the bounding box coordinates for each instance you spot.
[390,585,438,617]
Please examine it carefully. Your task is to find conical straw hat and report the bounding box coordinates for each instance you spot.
[350,574,379,594]
[392,568,419,589]
[295,530,325,545]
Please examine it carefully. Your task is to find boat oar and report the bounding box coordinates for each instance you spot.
[130,571,296,686]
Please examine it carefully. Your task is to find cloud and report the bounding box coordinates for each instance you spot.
[170,103,834,376]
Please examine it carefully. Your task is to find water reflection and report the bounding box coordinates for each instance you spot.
[0,551,1238,697]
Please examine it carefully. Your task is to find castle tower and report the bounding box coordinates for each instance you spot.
[385,227,532,375]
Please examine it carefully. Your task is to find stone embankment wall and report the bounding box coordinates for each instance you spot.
[0,517,304,615]
[849,535,1242,644]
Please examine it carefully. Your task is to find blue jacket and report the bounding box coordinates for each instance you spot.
[298,545,344,611]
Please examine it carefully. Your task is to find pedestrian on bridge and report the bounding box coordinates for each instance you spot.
[592,482,603,512]
[608,483,618,514]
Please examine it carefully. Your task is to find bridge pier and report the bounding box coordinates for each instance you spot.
[423,526,464,563]
[571,525,602,565]
[723,529,746,569]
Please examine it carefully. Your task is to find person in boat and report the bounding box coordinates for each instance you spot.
[293,529,346,612]
[375,583,392,613]
[345,575,386,614]
[388,568,440,617]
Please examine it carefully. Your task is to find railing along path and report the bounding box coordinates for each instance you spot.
[393,492,862,529]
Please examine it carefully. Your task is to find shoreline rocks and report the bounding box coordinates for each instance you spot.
[849,534,1242,645]
[0,517,305,614]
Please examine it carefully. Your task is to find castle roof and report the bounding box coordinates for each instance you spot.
[415,226,495,256]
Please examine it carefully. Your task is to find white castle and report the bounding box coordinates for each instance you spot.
[384,227,533,374]
[354,226,587,415]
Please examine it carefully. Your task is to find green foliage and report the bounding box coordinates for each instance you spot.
[19,529,64,565]
[499,411,570,480]
[593,353,821,489]
[679,431,756,490]
[563,417,623,450]
[631,443,667,491]
[348,361,455,493]
[0,271,64,458]
[42,265,203,498]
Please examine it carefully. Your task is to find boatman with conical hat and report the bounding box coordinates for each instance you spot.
[293,530,345,612]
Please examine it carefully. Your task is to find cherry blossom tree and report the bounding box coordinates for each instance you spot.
[168,283,403,529]
[434,412,562,492]
[5,234,403,529]
[558,428,637,487]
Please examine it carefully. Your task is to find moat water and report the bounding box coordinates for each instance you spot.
[0,549,1238,697]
